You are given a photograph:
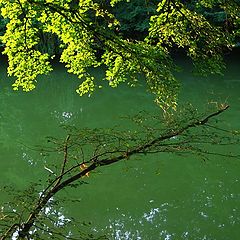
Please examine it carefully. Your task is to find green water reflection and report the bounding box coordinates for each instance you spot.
[0,56,239,239]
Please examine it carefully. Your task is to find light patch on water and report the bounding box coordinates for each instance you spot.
[51,110,74,123]
[199,211,208,218]
[230,208,240,224]
[204,195,213,207]
[12,230,18,240]
[182,231,189,238]
[218,223,225,228]
[10,227,37,240]
[38,192,71,227]
[143,208,160,223]
[104,204,171,239]
[62,111,73,119]
[22,149,36,166]
[107,214,142,239]
[160,230,175,240]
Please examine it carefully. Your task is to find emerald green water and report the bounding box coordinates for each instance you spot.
[0,55,239,239]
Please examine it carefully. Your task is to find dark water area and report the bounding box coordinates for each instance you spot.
[0,53,239,239]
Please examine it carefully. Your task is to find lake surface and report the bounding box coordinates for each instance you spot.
[0,54,239,240]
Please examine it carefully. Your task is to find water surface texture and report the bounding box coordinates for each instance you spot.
[0,56,239,240]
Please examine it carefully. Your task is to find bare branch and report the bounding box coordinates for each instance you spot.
[1,105,233,239]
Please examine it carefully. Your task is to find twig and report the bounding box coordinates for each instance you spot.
[54,135,70,186]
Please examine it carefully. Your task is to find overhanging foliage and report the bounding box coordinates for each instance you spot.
[0,0,239,109]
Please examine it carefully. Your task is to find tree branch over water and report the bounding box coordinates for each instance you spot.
[1,104,239,240]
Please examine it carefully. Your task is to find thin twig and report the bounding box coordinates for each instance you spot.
[54,135,70,186]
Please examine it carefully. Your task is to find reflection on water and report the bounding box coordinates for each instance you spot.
[107,206,168,240]
[51,110,75,123]
[8,194,72,240]
[0,57,240,239]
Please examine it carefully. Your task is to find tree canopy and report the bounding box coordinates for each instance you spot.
[0,0,239,109]
[0,1,240,238]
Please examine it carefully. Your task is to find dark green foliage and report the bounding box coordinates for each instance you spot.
[0,16,7,46]
[112,0,158,39]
